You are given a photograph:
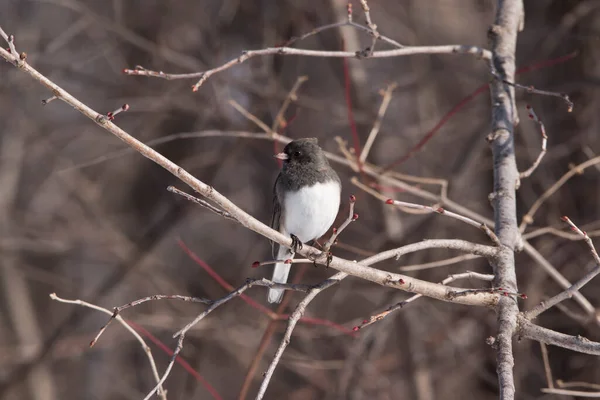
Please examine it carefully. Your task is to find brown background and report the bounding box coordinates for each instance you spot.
[1,0,599,399]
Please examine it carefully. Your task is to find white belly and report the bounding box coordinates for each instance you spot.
[282,181,341,243]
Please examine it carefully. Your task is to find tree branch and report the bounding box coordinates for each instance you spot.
[487,1,524,399]
[518,318,600,356]
[255,272,347,400]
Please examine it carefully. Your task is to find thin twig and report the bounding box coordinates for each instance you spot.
[359,82,397,163]
[518,105,548,180]
[168,186,236,222]
[271,76,308,133]
[358,0,380,55]
[0,26,18,58]
[255,272,347,400]
[49,293,167,400]
[520,155,600,232]
[353,271,495,331]
[124,45,490,91]
[539,342,554,389]
[398,254,481,272]
[524,217,600,320]
[323,195,357,250]
[386,199,501,246]
[540,388,600,397]
[490,68,573,112]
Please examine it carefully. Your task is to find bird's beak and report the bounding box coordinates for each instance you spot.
[274,152,289,160]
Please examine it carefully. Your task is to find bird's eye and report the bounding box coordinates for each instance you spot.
[293,151,301,157]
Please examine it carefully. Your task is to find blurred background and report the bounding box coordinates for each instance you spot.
[1,0,599,399]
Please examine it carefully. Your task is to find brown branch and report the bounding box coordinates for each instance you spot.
[255,272,347,400]
[0,42,502,310]
[541,388,600,397]
[48,293,167,400]
[385,198,501,245]
[359,82,397,163]
[271,75,308,133]
[540,342,554,389]
[124,45,491,91]
[398,254,481,272]
[520,155,600,232]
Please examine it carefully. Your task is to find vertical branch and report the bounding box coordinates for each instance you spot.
[488,1,524,399]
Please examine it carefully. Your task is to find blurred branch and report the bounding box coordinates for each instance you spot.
[256,272,347,400]
[48,293,168,400]
[524,217,600,320]
[271,76,308,133]
[399,254,481,272]
[385,198,500,245]
[520,155,600,232]
[359,82,397,163]
[541,388,600,397]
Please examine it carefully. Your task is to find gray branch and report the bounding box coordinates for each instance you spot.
[488,1,524,399]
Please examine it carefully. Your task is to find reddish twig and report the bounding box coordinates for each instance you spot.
[383,52,577,171]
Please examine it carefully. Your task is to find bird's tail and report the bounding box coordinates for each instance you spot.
[268,246,293,303]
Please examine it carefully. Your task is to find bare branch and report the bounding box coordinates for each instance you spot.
[518,105,548,181]
[124,45,491,91]
[359,82,397,163]
[168,186,236,222]
[256,272,347,400]
[490,69,573,112]
[386,198,501,245]
[271,76,308,133]
[524,217,600,320]
[399,254,481,272]
[487,1,525,398]
[518,318,600,356]
[354,271,495,331]
[323,194,357,250]
[49,293,167,400]
[520,155,600,232]
[541,388,600,397]
[540,342,554,389]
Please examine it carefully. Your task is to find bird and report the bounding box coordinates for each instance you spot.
[268,138,341,303]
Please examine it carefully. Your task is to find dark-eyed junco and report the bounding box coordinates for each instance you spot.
[269,138,341,303]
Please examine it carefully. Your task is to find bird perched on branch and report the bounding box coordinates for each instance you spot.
[269,138,341,303]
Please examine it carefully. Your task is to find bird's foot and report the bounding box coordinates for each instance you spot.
[290,234,303,253]
[310,251,333,268]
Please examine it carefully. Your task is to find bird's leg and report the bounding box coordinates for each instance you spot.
[290,234,303,253]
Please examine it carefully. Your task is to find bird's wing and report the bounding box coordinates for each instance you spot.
[271,173,283,258]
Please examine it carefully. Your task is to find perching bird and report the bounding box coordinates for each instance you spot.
[269,138,341,303]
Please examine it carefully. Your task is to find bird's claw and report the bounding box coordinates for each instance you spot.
[310,251,333,268]
[290,234,303,253]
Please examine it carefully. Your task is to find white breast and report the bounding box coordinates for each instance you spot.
[282,181,341,243]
